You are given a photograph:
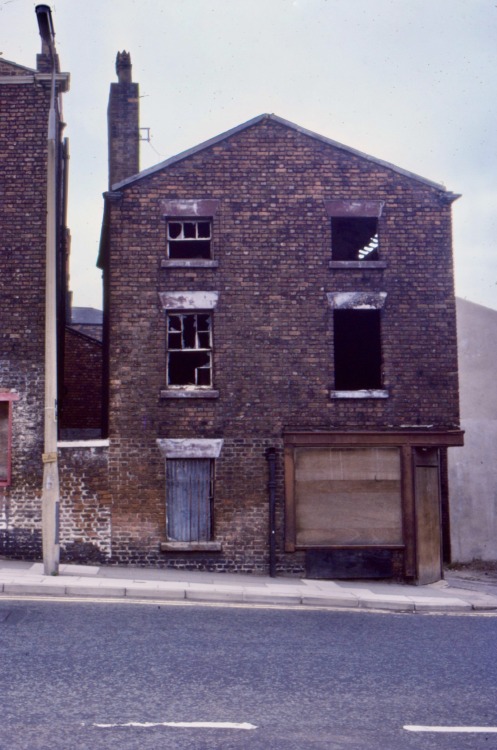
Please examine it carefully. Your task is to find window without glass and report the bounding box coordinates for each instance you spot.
[166,458,213,542]
[331,217,379,261]
[167,313,212,387]
[334,309,382,390]
[167,220,212,259]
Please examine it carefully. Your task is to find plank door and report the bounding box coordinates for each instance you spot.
[414,448,442,584]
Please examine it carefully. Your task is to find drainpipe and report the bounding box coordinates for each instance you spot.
[266,448,277,578]
[36,4,60,575]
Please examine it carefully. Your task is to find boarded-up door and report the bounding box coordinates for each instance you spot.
[414,448,442,584]
[166,459,212,542]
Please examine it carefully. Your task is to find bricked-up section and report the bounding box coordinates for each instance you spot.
[0,444,111,563]
[108,51,139,189]
[60,328,103,435]
[58,445,111,563]
[98,114,461,574]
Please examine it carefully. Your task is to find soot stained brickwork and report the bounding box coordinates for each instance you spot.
[99,109,463,579]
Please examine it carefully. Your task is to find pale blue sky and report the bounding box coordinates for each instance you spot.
[2,0,496,310]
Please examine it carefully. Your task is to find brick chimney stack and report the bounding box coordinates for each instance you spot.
[107,51,139,188]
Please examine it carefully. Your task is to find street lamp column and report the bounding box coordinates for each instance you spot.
[36,4,60,575]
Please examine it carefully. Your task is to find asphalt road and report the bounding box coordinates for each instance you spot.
[1,599,496,750]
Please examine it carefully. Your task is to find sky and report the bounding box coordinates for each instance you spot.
[2,0,496,311]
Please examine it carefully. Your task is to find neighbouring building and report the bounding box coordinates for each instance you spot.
[60,307,103,439]
[95,54,464,582]
[448,299,497,562]
[0,39,70,559]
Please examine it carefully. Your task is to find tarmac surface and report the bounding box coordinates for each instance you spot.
[1,558,497,613]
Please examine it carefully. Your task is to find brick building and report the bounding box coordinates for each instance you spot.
[96,56,464,582]
[0,43,70,558]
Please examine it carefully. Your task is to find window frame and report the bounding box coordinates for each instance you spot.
[156,438,223,552]
[167,311,213,389]
[325,199,387,269]
[166,218,213,260]
[159,291,220,399]
[161,199,220,269]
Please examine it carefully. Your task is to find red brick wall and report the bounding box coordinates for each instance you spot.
[101,117,460,572]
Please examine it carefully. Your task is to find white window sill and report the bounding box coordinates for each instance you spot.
[160,541,222,552]
[161,259,219,268]
[160,389,219,399]
[329,261,387,269]
[330,390,389,399]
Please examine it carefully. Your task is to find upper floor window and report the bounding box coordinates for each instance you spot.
[161,199,220,267]
[159,291,219,398]
[167,312,212,387]
[331,217,379,261]
[326,292,388,399]
[167,219,212,260]
[325,200,385,267]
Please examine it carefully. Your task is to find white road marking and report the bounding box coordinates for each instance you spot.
[404,725,497,733]
[93,721,257,730]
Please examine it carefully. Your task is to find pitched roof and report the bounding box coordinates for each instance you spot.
[112,113,453,194]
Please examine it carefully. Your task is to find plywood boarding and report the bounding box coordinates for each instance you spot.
[295,447,402,546]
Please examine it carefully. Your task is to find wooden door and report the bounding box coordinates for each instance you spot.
[414,448,442,584]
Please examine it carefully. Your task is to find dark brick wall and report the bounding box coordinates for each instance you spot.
[0,59,51,559]
[101,116,460,572]
[61,327,103,432]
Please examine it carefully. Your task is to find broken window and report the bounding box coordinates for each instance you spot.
[166,458,214,542]
[167,313,212,387]
[167,220,212,259]
[334,309,382,390]
[331,217,379,261]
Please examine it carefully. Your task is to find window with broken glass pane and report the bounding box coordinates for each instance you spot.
[167,220,212,259]
[331,217,379,261]
[167,313,212,386]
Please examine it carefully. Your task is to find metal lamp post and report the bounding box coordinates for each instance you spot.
[36,4,60,575]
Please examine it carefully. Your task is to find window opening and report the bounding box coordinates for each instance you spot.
[332,217,379,261]
[334,309,382,390]
[167,312,212,386]
[166,458,213,542]
[167,220,212,259]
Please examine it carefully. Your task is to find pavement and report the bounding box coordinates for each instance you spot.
[1,558,497,613]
